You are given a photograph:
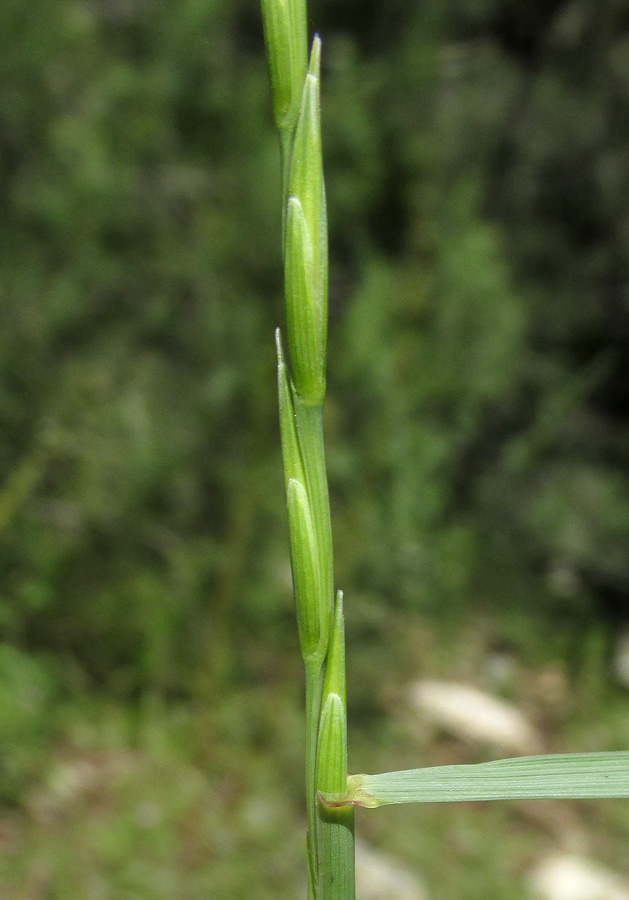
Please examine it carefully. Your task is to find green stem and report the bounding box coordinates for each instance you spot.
[261,7,354,895]
[318,804,356,900]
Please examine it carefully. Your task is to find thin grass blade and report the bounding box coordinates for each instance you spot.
[321,752,629,808]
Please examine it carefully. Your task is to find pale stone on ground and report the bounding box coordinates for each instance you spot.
[355,839,428,900]
[530,854,629,900]
[408,680,543,754]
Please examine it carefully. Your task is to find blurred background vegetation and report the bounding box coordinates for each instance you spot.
[1,0,629,897]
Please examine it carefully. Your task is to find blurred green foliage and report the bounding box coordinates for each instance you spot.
[1,0,629,801]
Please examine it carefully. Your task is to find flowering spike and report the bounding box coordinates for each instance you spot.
[263,15,354,898]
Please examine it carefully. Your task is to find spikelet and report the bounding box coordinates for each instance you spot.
[284,38,328,406]
[260,0,308,132]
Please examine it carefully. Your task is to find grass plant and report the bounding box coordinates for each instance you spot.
[260,2,629,898]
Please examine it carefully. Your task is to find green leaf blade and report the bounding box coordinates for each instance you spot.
[322,753,629,808]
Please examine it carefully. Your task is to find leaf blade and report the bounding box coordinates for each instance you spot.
[321,752,629,808]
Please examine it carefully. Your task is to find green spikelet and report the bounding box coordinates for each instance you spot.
[285,39,328,405]
[260,0,308,133]
[317,593,355,900]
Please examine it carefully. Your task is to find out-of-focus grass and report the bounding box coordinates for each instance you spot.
[1,692,307,900]
[2,615,629,900]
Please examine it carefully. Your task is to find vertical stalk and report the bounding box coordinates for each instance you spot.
[318,805,356,900]
[261,4,355,899]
